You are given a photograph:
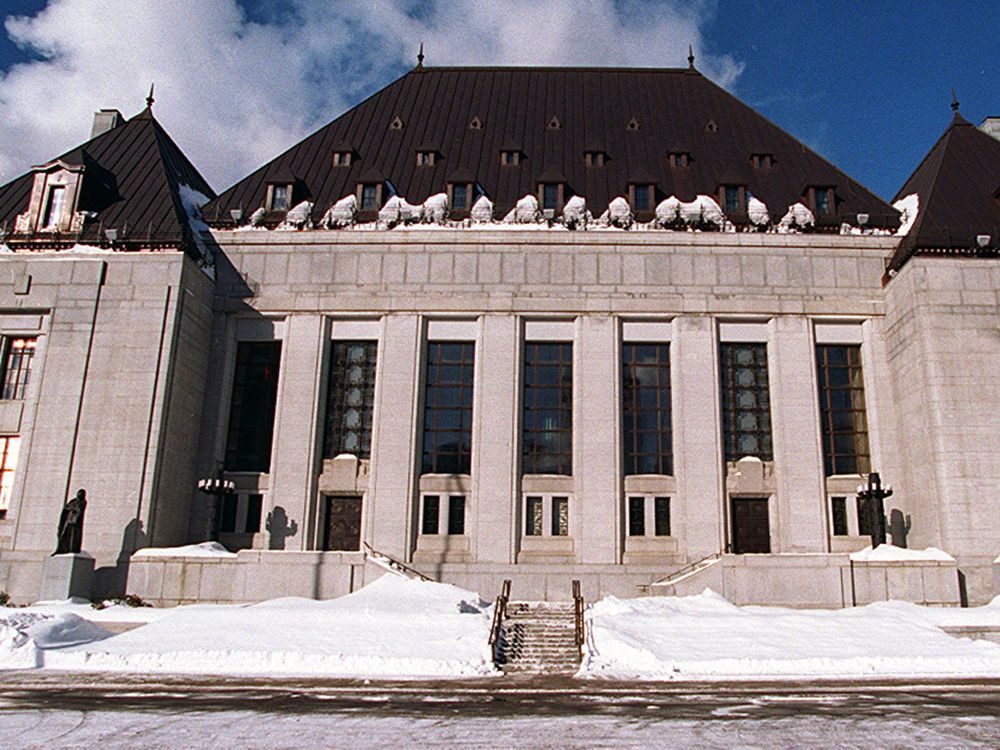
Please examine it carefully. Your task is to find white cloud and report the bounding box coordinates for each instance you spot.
[0,0,742,191]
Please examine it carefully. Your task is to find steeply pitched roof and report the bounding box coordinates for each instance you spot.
[0,107,215,255]
[203,66,898,228]
[889,110,1000,271]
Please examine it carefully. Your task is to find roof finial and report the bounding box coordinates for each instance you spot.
[950,88,960,113]
[687,44,695,69]
[417,42,425,69]
[146,83,155,109]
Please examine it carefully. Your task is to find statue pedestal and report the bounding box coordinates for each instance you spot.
[39,553,94,601]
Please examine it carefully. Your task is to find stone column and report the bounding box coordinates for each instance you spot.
[471,315,518,563]
[671,316,725,560]
[575,315,620,563]
[266,314,325,551]
[366,314,421,559]
[768,316,826,552]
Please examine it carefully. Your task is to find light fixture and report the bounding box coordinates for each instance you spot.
[976,234,991,248]
[230,208,243,222]
[856,213,869,226]
[104,228,118,242]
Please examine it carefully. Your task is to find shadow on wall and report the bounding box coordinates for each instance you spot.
[266,506,297,550]
[889,509,911,548]
[92,517,147,599]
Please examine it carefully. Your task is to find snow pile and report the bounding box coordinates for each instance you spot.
[777,202,815,230]
[420,193,449,223]
[893,193,919,235]
[27,575,492,678]
[503,195,541,224]
[278,201,314,230]
[599,196,633,229]
[378,196,421,227]
[747,196,770,226]
[0,611,112,669]
[584,589,1000,680]
[562,196,592,229]
[850,544,955,563]
[680,195,725,225]
[655,196,682,225]
[178,184,210,228]
[249,207,267,226]
[321,195,356,228]
[134,541,236,558]
[470,195,494,223]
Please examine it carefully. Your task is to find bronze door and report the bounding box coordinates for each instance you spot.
[323,495,362,551]
[731,498,770,554]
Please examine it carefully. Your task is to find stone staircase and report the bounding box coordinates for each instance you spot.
[494,601,581,674]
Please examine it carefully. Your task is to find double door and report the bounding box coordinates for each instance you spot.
[323,495,362,551]
[730,497,770,554]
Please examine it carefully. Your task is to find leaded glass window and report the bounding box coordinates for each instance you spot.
[225,341,282,472]
[622,343,672,475]
[552,496,569,536]
[522,342,573,475]
[525,496,543,536]
[325,341,378,460]
[421,341,474,474]
[720,342,773,461]
[816,344,870,476]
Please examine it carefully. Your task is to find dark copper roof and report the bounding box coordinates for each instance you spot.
[0,107,214,255]
[889,111,1000,271]
[203,66,898,228]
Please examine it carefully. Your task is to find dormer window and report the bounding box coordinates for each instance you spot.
[720,185,746,214]
[500,149,521,166]
[630,183,655,212]
[539,183,565,213]
[416,150,436,167]
[809,186,835,216]
[42,186,67,229]
[267,183,291,212]
[451,184,470,211]
[584,151,606,167]
[360,183,379,210]
[751,153,774,170]
[668,152,690,168]
[332,151,352,167]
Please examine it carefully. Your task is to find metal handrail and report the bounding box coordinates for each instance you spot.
[362,542,433,582]
[572,579,585,654]
[488,579,512,647]
[649,545,731,587]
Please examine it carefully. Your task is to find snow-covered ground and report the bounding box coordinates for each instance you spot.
[2,576,1000,681]
[0,575,493,677]
[584,589,1000,680]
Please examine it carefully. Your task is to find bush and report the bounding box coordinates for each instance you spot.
[91,594,152,610]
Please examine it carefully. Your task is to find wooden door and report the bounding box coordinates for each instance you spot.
[323,495,362,551]
[731,498,770,554]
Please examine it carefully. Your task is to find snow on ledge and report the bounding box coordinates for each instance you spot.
[850,544,954,563]
[133,542,236,559]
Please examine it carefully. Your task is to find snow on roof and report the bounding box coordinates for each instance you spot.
[849,544,955,563]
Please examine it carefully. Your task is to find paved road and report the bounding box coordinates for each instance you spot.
[1,672,999,748]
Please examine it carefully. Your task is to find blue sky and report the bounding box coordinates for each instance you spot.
[0,1,996,200]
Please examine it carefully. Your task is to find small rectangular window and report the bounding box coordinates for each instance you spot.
[831,496,848,536]
[654,497,671,536]
[552,496,569,536]
[361,184,379,210]
[501,151,520,166]
[422,495,440,535]
[416,151,435,166]
[751,153,774,170]
[220,495,238,533]
[628,496,645,536]
[269,184,289,212]
[857,496,872,537]
[332,152,351,167]
[585,152,605,167]
[814,187,832,215]
[633,185,651,211]
[245,494,263,533]
[42,185,66,229]
[526,496,542,536]
[448,495,465,535]
[2,338,37,400]
[668,152,689,168]
[452,184,469,211]
[724,186,742,214]
[0,435,20,519]
[542,184,559,211]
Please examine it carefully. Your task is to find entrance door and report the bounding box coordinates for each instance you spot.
[323,495,362,551]
[731,497,770,554]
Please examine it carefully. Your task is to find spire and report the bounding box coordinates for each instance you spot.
[146,83,155,110]
[687,44,695,69]
[950,88,960,113]
[416,42,425,69]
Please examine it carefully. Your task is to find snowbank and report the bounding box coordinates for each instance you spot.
[850,544,954,563]
[134,541,236,558]
[421,193,449,223]
[503,195,540,223]
[322,194,356,228]
[584,589,1000,680]
[379,196,421,226]
[747,196,770,226]
[470,195,494,223]
[562,195,592,228]
[1,575,493,678]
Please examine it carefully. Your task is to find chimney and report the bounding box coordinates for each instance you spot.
[91,109,124,139]
[980,117,1000,142]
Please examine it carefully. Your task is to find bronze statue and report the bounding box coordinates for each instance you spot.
[54,489,87,555]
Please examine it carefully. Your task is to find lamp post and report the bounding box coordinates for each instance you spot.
[856,472,893,548]
[197,474,236,542]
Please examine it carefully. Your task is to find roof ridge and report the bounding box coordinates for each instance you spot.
[414,65,694,73]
